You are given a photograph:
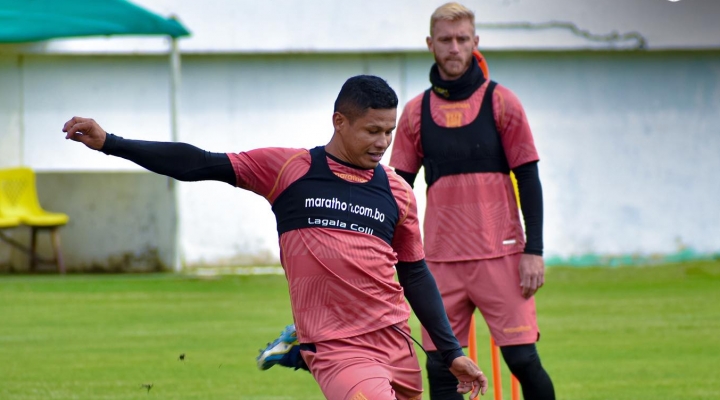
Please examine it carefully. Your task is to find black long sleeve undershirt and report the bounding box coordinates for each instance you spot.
[512,161,544,256]
[396,259,464,367]
[100,133,236,185]
[395,163,543,256]
[395,169,418,189]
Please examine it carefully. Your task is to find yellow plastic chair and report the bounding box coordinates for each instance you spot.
[0,167,69,273]
[0,212,21,229]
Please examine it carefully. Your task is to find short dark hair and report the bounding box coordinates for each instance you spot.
[334,75,398,122]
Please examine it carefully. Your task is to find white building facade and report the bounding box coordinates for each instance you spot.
[1,0,718,270]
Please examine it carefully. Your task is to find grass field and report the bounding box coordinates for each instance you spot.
[1,261,719,399]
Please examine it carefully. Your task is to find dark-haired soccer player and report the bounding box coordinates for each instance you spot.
[62,75,488,400]
[259,3,556,399]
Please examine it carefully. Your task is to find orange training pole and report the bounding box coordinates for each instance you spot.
[468,314,478,400]
[490,336,522,400]
[490,337,503,400]
[511,375,521,400]
[468,314,478,363]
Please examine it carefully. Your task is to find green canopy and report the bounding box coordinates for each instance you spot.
[0,0,190,43]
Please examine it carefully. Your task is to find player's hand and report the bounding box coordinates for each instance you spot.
[62,116,107,150]
[449,356,488,397]
[519,253,545,298]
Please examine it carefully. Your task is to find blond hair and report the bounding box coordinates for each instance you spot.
[430,2,475,36]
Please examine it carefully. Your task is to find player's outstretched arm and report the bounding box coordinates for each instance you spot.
[62,116,236,185]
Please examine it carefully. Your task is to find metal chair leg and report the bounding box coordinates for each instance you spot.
[30,227,38,272]
[50,228,65,274]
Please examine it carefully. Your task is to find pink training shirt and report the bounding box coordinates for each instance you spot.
[390,81,539,262]
[227,148,425,343]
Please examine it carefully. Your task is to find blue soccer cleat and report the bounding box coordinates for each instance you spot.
[256,324,301,370]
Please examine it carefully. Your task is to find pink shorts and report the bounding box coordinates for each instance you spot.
[300,321,423,400]
[421,253,539,348]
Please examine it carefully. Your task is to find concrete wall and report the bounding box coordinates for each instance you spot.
[17,0,720,54]
[0,56,23,269]
[487,51,720,257]
[1,50,718,270]
[0,56,22,167]
[0,172,176,273]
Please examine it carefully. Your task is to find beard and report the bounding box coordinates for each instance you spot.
[435,55,473,80]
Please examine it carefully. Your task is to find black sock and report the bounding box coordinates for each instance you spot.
[500,344,555,400]
[426,350,463,400]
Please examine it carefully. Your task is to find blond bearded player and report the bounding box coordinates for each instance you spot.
[390,3,556,400]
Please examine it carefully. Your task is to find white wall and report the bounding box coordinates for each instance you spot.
[2,51,718,268]
[12,0,720,55]
[2,0,719,269]
[20,55,173,171]
[486,51,720,257]
[0,56,22,167]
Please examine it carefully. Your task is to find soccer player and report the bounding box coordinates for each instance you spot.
[62,75,488,400]
[258,3,555,400]
[390,3,556,400]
